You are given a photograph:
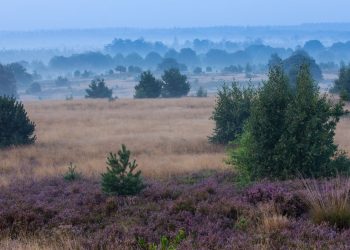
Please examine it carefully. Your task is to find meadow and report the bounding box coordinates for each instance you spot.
[1,97,350,249]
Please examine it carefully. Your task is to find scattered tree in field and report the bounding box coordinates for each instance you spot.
[85,78,113,99]
[26,82,42,94]
[196,86,207,98]
[0,64,17,97]
[229,65,347,181]
[193,67,203,74]
[115,65,127,73]
[161,68,190,98]
[134,71,163,98]
[101,144,145,196]
[209,82,255,145]
[334,64,350,101]
[55,76,69,86]
[206,66,213,73]
[0,96,36,148]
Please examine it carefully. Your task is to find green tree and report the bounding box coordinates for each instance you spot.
[134,71,163,98]
[85,78,113,99]
[0,96,36,148]
[161,68,190,98]
[209,82,255,145]
[229,65,347,181]
[275,65,345,178]
[101,144,145,196]
[0,64,17,97]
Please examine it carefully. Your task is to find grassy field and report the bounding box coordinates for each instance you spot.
[0,97,227,186]
[1,97,350,249]
[1,97,349,187]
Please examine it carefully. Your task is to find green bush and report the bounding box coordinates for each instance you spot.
[229,65,347,181]
[209,82,255,145]
[85,78,113,99]
[0,96,36,148]
[138,229,186,250]
[63,162,81,181]
[134,71,163,98]
[101,144,145,196]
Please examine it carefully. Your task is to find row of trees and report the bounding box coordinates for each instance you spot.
[84,69,190,99]
[210,64,349,182]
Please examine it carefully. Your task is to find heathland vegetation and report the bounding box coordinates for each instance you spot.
[1,58,350,248]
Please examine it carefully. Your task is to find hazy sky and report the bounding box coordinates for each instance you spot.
[1,0,350,30]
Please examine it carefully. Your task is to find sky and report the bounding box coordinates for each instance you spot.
[1,0,350,31]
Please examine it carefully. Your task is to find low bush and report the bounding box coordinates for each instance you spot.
[63,163,81,181]
[196,86,207,97]
[101,144,145,196]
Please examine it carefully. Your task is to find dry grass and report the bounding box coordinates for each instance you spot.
[302,176,350,229]
[258,203,290,233]
[0,97,226,186]
[1,98,349,187]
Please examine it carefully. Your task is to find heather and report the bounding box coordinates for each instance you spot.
[2,171,350,249]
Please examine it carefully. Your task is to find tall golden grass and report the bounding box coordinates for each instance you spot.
[1,98,349,187]
[0,98,227,186]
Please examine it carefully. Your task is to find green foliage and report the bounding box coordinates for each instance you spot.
[0,96,36,148]
[134,71,163,98]
[85,78,113,99]
[161,68,190,98]
[196,86,207,97]
[63,162,81,181]
[0,64,17,97]
[138,229,186,250]
[229,65,347,180]
[209,82,255,145]
[334,64,350,101]
[101,144,145,196]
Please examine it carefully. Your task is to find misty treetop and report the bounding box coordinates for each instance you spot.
[0,64,17,97]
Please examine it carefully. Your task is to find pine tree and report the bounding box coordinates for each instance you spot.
[161,68,190,98]
[134,71,163,98]
[0,96,36,148]
[101,144,145,196]
[85,78,113,99]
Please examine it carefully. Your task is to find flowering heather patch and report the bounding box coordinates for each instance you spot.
[1,172,350,249]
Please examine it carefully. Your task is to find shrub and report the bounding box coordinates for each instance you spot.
[161,68,190,98]
[229,65,347,181]
[209,82,255,145]
[63,162,81,181]
[134,71,163,98]
[138,229,186,250]
[196,86,207,98]
[0,96,36,148]
[101,144,145,196]
[302,177,350,229]
[85,78,113,99]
